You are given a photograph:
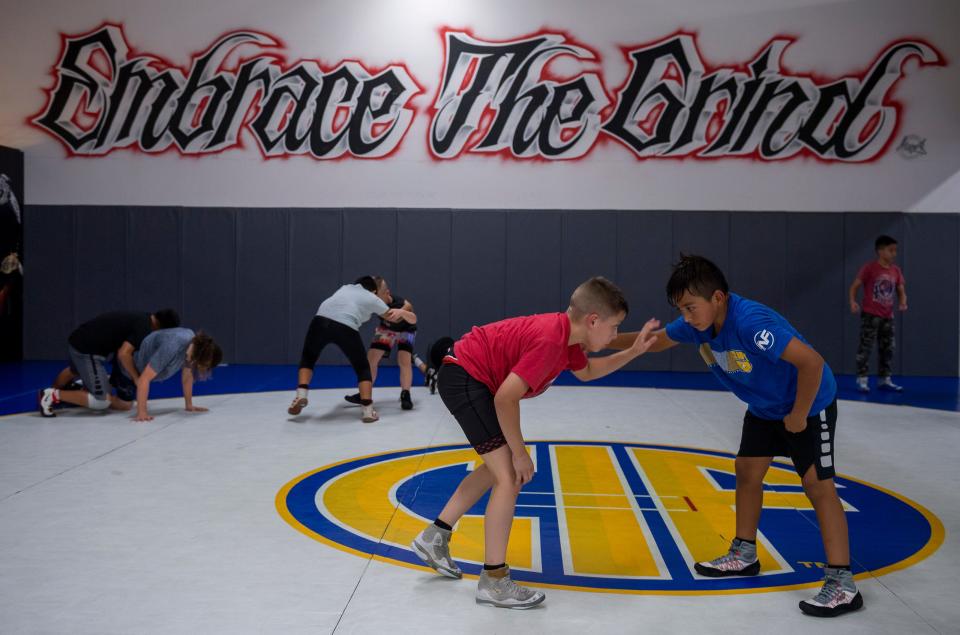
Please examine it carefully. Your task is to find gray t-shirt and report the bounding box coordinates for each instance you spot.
[129,327,195,381]
[317,284,389,331]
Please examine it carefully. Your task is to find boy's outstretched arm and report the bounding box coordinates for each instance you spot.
[780,337,824,433]
[573,318,661,382]
[607,327,678,354]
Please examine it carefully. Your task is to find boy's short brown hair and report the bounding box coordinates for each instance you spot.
[569,276,628,319]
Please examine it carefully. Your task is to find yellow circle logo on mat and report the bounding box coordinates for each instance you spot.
[277,442,943,594]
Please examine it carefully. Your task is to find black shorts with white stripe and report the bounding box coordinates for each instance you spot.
[737,400,838,481]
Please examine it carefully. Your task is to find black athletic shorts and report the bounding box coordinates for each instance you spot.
[738,399,838,480]
[298,316,372,382]
[437,362,507,455]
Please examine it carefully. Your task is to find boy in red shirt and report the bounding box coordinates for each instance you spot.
[848,235,907,392]
[411,277,659,609]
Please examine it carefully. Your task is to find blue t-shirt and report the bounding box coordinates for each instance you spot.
[665,293,836,419]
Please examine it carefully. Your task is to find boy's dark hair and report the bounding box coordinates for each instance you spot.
[666,254,729,306]
[190,331,222,380]
[569,276,628,319]
[354,276,378,293]
[875,235,898,250]
[153,309,180,330]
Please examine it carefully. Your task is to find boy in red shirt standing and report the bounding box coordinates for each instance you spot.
[411,277,659,609]
[848,235,907,392]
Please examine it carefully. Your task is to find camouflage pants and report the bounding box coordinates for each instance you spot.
[856,313,895,377]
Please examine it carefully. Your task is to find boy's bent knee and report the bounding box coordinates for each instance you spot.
[87,394,111,410]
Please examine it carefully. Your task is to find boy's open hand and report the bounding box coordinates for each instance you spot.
[630,318,661,356]
[383,308,402,321]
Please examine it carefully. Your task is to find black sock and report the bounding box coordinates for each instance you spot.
[297,383,309,389]
[483,563,506,571]
[433,518,452,531]
[827,563,851,571]
[735,537,756,545]
[359,398,373,406]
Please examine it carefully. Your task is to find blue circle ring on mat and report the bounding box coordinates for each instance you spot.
[276,441,943,594]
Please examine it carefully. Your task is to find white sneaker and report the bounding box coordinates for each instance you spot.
[38,388,58,418]
[878,377,903,392]
[361,404,379,423]
[476,566,545,609]
[287,396,308,415]
[855,376,869,393]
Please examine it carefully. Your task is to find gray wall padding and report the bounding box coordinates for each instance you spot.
[22,207,960,376]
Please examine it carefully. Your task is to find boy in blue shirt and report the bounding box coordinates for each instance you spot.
[612,255,862,618]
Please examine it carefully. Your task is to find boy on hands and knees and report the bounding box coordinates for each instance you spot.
[411,277,659,609]
[111,329,222,421]
[39,309,180,417]
[611,255,862,617]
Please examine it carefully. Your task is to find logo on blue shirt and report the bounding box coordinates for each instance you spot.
[754,329,775,351]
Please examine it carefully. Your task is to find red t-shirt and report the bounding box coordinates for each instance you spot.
[857,261,905,319]
[449,312,588,398]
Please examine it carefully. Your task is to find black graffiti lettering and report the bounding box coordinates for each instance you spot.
[429,32,608,159]
[430,35,544,156]
[208,59,275,148]
[139,71,182,151]
[32,25,420,159]
[166,35,243,149]
[34,28,123,151]
[31,26,941,162]
[796,42,940,161]
[602,38,692,155]
[538,78,600,156]
[701,45,776,155]
[250,65,324,153]
[348,69,415,156]
[665,73,742,155]
[604,35,941,161]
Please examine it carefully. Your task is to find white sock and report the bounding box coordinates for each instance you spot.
[296,387,308,399]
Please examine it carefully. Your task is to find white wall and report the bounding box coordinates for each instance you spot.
[1,0,958,211]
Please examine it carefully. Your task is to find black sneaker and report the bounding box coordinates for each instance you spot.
[799,568,864,617]
[343,392,363,405]
[400,389,413,410]
[694,538,760,577]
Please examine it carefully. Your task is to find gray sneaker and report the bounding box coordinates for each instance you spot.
[476,566,545,609]
[694,538,760,577]
[411,524,462,579]
[799,567,863,617]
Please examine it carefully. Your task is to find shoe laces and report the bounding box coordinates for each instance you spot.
[811,576,844,605]
[491,573,535,600]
